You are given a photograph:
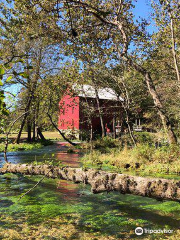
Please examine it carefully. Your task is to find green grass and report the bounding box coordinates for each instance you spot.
[0,175,180,240]
[0,139,53,153]
[0,131,63,141]
[82,143,180,177]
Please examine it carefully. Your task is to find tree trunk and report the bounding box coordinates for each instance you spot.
[32,107,37,142]
[94,86,106,138]
[27,121,31,142]
[124,108,136,146]
[27,114,32,142]
[37,127,46,141]
[15,114,27,144]
[120,77,136,146]
[90,122,93,151]
[0,163,180,202]
[15,95,33,144]
[170,18,180,84]
[144,72,177,144]
[164,0,180,84]
[32,121,36,141]
[16,46,42,144]
[128,59,177,144]
[115,20,177,144]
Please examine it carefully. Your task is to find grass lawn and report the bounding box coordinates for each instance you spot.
[0,131,61,153]
[0,131,63,142]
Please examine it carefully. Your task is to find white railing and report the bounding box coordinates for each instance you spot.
[133,125,142,132]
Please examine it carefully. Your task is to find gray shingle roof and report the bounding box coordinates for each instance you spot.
[72,84,123,101]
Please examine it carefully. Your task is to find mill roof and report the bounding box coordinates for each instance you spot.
[72,84,123,101]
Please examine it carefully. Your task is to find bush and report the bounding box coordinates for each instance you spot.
[67,148,75,153]
[134,132,155,144]
[93,137,119,153]
[82,143,180,175]
[152,145,180,163]
[132,144,155,162]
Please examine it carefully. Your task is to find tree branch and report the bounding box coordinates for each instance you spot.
[47,113,77,146]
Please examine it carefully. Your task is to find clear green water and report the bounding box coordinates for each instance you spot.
[0,143,179,239]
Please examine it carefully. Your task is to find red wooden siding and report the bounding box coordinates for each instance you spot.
[58,95,80,130]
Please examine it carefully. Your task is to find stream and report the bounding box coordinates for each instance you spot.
[0,142,179,239]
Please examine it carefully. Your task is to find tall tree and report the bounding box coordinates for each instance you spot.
[152,0,180,84]
[18,0,177,143]
[1,0,179,143]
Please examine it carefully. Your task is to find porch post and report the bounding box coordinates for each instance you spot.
[113,115,116,139]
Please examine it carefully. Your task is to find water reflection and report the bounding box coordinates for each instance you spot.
[0,142,82,167]
[55,152,81,167]
[56,180,81,201]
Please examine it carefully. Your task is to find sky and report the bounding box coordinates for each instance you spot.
[4,0,156,102]
[134,0,151,18]
[133,0,157,33]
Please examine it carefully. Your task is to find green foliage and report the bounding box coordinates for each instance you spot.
[19,72,29,78]
[93,137,119,153]
[0,143,41,152]
[67,148,75,153]
[83,143,180,175]
[40,139,53,146]
[0,0,180,238]
[1,171,179,239]
[83,151,103,169]
[134,132,156,144]
[0,72,9,131]
[0,59,30,132]
[6,76,13,82]
[131,144,155,161]
[0,68,5,75]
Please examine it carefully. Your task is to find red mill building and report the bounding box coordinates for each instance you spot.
[58,84,123,138]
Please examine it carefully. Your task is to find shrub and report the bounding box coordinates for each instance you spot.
[82,142,180,175]
[67,148,75,153]
[93,136,118,151]
[134,132,155,144]
[152,145,180,163]
[131,144,155,162]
